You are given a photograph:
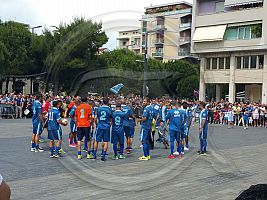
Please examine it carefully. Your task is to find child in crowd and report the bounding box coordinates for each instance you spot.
[157,120,169,149]
[249,116,253,127]
[213,109,220,124]
[244,110,249,130]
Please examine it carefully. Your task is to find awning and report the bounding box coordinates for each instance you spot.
[192,25,227,42]
[224,0,263,7]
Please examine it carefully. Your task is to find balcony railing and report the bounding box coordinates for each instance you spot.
[142,27,147,32]
[153,25,165,31]
[179,37,191,42]
[152,52,163,57]
[179,22,192,29]
[153,38,164,44]
[178,51,191,56]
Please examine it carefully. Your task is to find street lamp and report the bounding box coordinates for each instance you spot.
[30,25,42,35]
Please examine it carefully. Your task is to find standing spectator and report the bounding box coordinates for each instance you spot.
[14,94,24,119]
[259,104,265,127]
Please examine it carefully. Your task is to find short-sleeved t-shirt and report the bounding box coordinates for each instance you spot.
[97,105,112,130]
[75,103,92,127]
[48,107,61,131]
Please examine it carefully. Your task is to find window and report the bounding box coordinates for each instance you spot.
[259,55,264,69]
[122,42,126,46]
[224,28,238,40]
[238,27,246,40]
[206,58,211,70]
[225,57,230,69]
[225,24,262,41]
[215,1,225,13]
[219,57,224,69]
[212,58,218,70]
[250,56,257,69]
[243,56,249,69]
[236,57,242,69]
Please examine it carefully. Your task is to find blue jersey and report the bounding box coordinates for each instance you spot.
[122,105,133,127]
[69,105,77,123]
[141,105,154,130]
[32,100,42,124]
[166,108,183,132]
[112,110,125,133]
[97,105,112,130]
[185,108,193,126]
[153,104,160,119]
[199,109,208,131]
[48,107,61,131]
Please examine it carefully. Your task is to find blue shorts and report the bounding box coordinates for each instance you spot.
[184,126,189,136]
[169,130,181,142]
[48,130,62,141]
[199,129,208,140]
[124,126,134,138]
[33,122,42,135]
[111,130,124,144]
[70,121,77,133]
[140,128,150,143]
[96,128,110,142]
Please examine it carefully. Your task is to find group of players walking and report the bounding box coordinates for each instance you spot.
[30,94,209,161]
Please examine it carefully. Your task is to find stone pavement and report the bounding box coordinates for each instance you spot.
[0,119,267,200]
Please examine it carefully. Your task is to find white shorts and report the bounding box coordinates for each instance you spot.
[253,113,259,120]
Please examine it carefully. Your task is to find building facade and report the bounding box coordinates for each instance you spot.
[191,0,267,103]
[141,1,195,62]
[117,29,141,54]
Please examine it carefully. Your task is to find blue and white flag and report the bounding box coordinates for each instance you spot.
[110,83,124,94]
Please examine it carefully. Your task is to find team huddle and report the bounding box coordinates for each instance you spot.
[30,94,209,161]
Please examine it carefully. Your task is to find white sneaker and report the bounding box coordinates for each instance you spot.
[184,146,189,151]
[181,151,185,155]
[31,148,36,152]
[35,147,44,152]
[140,144,143,148]
[173,151,179,155]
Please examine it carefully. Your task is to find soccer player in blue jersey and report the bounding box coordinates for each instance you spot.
[184,102,193,150]
[69,97,81,148]
[111,103,126,159]
[179,102,187,155]
[31,94,44,152]
[48,100,67,158]
[121,100,134,153]
[165,101,184,159]
[137,97,154,161]
[198,102,209,155]
[93,98,112,161]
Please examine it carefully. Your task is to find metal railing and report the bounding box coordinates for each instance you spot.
[152,52,163,57]
[179,37,191,42]
[153,38,164,44]
[179,22,192,28]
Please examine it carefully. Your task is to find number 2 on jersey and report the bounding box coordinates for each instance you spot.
[100,111,106,120]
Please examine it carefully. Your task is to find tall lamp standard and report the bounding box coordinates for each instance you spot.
[29,25,42,94]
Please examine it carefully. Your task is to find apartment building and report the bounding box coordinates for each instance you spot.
[141,1,196,62]
[117,29,141,54]
[191,0,267,103]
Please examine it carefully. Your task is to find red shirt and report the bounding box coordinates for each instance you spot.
[42,101,50,113]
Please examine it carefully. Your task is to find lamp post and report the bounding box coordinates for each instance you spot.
[29,25,42,94]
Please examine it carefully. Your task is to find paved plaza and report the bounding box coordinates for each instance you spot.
[1,119,267,200]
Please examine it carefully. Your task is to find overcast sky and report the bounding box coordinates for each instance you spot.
[0,0,192,49]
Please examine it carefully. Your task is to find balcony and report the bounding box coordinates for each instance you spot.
[142,27,147,33]
[152,52,163,58]
[179,37,191,42]
[132,44,141,49]
[178,51,191,56]
[153,25,165,31]
[179,22,192,30]
[154,38,164,45]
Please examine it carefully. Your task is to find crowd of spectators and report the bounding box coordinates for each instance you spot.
[0,92,267,129]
